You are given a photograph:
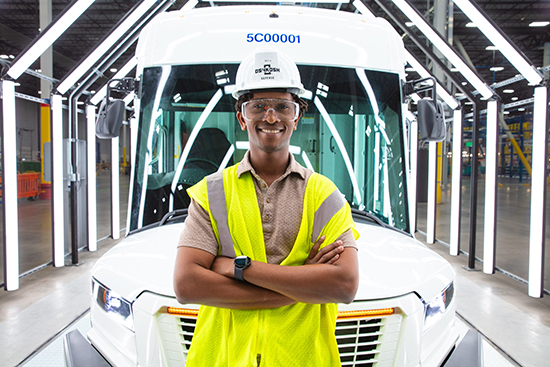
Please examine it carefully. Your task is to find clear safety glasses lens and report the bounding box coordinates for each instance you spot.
[242,99,299,121]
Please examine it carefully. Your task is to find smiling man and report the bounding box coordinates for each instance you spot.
[174,47,360,367]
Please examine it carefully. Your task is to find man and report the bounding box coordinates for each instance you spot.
[174,47,359,367]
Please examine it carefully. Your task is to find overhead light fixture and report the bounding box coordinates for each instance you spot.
[110,68,118,73]
[404,50,459,109]
[503,89,514,93]
[57,0,157,94]
[0,54,9,59]
[485,45,498,51]
[455,92,464,97]
[465,22,477,27]
[453,0,543,85]
[461,82,468,85]
[529,21,549,27]
[450,67,460,72]
[511,97,519,101]
[391,0,494,99]
[528,86,548,298]
[503,111,510,114]
[518,108,525,111]
[489,66,504,72]
[7,0,96,80]
[406,21,414,27]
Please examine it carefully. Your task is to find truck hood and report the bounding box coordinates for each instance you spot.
[92,221,454,303]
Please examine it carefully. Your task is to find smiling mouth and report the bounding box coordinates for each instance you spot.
[259,128,283,134]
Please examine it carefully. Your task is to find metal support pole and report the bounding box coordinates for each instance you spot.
[467,102,480,270]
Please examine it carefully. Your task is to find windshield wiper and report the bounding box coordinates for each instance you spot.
[351,208,412,237]
[160,209,188,226]
[351,208,386,226]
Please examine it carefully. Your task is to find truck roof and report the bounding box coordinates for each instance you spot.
[135,5,407,75]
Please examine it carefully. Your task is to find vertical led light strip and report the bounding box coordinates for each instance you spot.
[2,80,19,290]
[528,86,548,298]
[409,115,418,235]
[426,141,437,244]
[111,137,120,240]
[51,94,65,267]
[450,109,463,256]
[86,105,97,251]
[483,100,498,273]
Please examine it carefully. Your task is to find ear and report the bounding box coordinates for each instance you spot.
[236,112,247,131]
[293,118,299,130]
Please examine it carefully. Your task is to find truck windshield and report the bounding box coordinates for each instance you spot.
[129,64,408,232]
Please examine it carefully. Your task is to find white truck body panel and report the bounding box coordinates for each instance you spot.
[83,5,463,367]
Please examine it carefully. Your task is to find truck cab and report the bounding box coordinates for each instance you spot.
[84,4,461,367]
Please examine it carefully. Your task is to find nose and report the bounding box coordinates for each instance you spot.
[263,107,280,124]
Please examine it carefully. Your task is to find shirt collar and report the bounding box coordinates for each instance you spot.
[237,150,307,180]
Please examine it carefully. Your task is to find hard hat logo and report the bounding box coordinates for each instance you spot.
[232,46,306,99]
[255,65,281,75]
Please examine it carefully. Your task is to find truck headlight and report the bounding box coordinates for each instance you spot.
[422,282,454,330]
[93,279,135,332]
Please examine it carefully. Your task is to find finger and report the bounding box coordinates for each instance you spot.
[308,235,325,259]
[313,241,342,262]
[317,245,344,263]
[325,254,340,265]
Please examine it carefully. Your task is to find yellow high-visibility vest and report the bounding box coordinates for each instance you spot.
[185,163,358,367]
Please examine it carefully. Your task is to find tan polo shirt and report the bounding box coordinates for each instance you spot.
[178,151,357,264]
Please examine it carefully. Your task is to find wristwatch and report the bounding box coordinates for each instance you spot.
[234,255,251,281]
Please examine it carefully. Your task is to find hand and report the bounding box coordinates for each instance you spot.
[211,256,234,278]
[304,236,344,265]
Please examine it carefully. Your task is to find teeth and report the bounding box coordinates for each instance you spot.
[262,129,280,133]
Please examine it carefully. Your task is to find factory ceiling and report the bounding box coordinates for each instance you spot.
[0,0,548,116]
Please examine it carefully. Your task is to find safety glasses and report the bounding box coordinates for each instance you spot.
[242,99,299,121]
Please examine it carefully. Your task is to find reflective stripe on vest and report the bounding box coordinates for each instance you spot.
[311,189,346,243]
[206,171,235,258]
[207,171,346,254]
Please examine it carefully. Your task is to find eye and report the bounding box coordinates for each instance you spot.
[252,103,266,111]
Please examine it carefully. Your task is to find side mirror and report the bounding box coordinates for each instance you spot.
[95,77,138,139]
[96,99,125,138]
[417,99,446,142]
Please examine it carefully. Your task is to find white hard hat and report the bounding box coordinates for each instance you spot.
[232,46,305,99]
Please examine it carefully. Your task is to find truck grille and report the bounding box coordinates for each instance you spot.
[158,311,401,367]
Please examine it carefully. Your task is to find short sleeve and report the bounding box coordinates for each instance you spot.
[177,198,219,257]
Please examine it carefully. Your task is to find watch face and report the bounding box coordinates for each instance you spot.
[235,256,249,267]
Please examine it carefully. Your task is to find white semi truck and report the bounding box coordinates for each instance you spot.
[64,3,476,367]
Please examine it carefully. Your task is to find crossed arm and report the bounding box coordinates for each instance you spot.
[173,236,359,310]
